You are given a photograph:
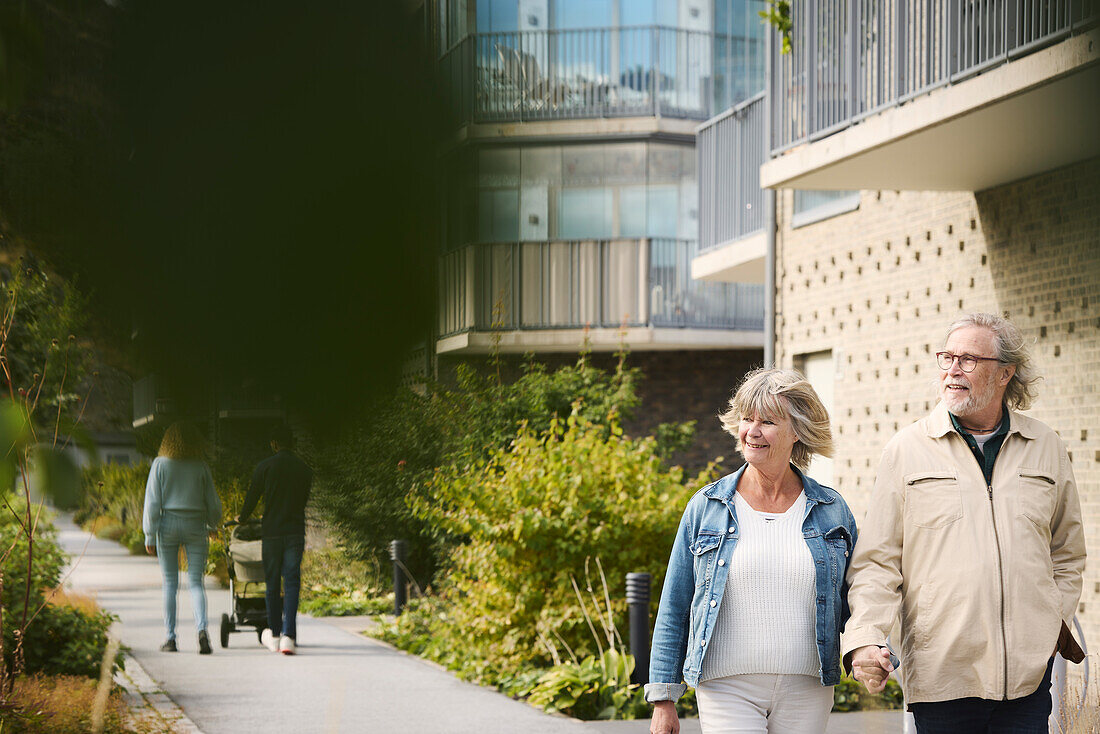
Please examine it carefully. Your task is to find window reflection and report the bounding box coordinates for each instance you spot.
[455,141,694,247]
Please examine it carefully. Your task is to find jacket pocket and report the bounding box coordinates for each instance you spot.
[1017,468,1056,530]
[690,532,723,588]
[904,471,962,529]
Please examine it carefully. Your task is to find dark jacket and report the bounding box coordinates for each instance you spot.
[239,450,313,537]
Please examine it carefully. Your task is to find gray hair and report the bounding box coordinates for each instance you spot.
[718,368,833,471]
[945,313,1040,411]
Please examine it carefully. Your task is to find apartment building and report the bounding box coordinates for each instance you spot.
[698,0,1100,649]
[429,0,772,467]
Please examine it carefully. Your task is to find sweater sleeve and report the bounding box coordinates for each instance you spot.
[142,458,163,547]
[204,463,223,532]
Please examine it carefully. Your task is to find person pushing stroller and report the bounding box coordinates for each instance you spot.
[237,424,313,655]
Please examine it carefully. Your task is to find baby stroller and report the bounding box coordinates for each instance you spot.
[219,518,272,647]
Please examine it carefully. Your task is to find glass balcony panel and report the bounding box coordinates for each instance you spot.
[520,242,545,325]
[559,187,613,239]
[603,239,644,325]
[443,239,763,336]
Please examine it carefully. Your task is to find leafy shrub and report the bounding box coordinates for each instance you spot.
[309,349,656,586]
[527,649,648,720]
[0,505,120,679]
[76,462,150,554]
[405,411,710,683]
[299,546,390,617]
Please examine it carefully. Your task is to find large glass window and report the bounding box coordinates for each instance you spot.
[450,141,695,247]
[713,0,766,110]
[555,0,613,29]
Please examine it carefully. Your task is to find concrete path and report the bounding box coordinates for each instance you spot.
[58,514,902,733]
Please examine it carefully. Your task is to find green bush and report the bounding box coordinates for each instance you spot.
[404,411,710,684]
[309,349,660,587]
[527,649,648,720]
[299,546,389,617]
[0,505,119,679]
[75,462,149,553]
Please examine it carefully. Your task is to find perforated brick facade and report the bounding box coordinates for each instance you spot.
[775,157,1100,648]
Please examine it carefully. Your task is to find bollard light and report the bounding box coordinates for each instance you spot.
[389,539,408,616]
[626,572,651,685]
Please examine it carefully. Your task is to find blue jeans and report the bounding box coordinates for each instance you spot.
[156,511,209,640]
[262,535,304,640]
[910,658,1054,733]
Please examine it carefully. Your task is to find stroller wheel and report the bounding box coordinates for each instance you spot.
[220,613,231,648]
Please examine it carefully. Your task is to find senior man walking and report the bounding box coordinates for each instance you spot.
[843,313,1085,733]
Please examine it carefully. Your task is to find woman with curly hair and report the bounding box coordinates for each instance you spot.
[142,421,222,654]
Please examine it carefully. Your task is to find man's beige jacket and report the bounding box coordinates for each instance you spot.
[842,402,1085,704]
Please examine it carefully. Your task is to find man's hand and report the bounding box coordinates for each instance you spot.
[650,700,679,734]
[851,645,894,694]
[145,545,156,556]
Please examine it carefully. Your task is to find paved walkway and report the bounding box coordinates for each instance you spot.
[58,514,903,733]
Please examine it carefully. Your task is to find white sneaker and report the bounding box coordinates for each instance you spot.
[279,635,296,655]
[260,628,279,653]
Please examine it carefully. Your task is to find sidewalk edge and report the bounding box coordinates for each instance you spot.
[115,651,205,734]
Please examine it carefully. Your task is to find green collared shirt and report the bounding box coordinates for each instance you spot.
[948,406,1011,485]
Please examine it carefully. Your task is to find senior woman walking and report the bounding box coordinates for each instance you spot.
[647,368,857,734]
[142,421,222,654]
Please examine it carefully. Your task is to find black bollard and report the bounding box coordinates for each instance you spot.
[389,539,408,615]
[626,572,651,685]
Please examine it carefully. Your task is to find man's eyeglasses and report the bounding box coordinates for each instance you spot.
[935,351,1002,373]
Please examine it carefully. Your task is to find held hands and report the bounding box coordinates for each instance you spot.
[650,700,679,734]
[851,645,894,694]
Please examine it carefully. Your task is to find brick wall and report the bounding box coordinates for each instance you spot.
[437,349,761,475]
[776,157,1100,652]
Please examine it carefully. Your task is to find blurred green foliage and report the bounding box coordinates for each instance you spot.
[0,504,119,679]
[377,411,711,688]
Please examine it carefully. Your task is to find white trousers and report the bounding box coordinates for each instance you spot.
[696,674,834,734]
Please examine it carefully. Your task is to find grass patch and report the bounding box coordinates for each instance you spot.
[1,673,175,733]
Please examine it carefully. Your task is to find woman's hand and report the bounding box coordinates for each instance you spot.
[145,545,156,556]
[650,700,679,734]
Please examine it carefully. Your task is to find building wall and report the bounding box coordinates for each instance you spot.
[775,157,1100,649]
[438,348,761,475]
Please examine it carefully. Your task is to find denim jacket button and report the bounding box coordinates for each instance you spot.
[717,559,725,566]
[844,551,849,557]
[701,639,706,647]
[727,527,735,533]
[710,600,717,608]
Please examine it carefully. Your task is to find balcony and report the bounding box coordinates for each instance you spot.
[694,93,767,284]
[761,0,1100,191]
[133,374,174,428]
[437,238,764,354]
[438,26,721,129]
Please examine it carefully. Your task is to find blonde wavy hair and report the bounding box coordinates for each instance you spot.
[719,368,834,471]
[158,421,210,461]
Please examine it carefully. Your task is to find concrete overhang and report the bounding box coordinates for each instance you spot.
[441,116,700,152]
[691,231,766,284]
[436,326,764,355]
[761,30,1100,192]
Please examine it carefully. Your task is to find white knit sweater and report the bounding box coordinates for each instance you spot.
[698,491,820,681]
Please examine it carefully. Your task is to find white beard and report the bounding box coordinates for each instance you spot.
[941,375,1000,417]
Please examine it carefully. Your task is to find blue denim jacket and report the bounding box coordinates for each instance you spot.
[645,465,858,702]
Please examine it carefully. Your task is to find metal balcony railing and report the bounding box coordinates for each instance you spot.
[438,238,764,338]
[698,92,766,254]
[439,26,720,125]
[770,0,1099,154]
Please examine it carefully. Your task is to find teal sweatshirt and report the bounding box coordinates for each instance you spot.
[142,456,222,546]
